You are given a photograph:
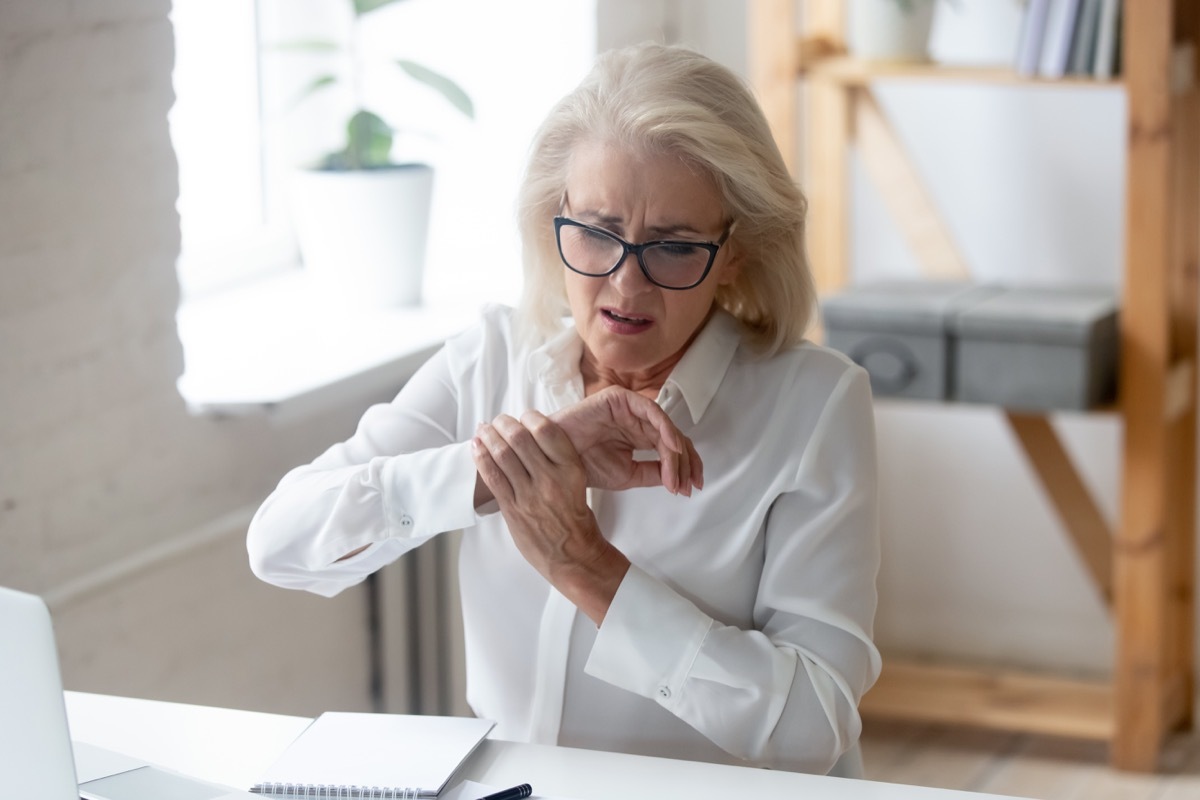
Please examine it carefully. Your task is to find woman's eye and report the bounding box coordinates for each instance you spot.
[580,227,613,242]
[659,243,704,258]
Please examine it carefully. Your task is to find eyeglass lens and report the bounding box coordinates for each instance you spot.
[557,223,712,289]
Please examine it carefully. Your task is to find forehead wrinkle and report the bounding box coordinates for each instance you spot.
[564,196,713,239]
[563,142,724,239]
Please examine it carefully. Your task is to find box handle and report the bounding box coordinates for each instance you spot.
[849,336,918,395]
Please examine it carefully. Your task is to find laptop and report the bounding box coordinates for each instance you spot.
[0,585,257,800]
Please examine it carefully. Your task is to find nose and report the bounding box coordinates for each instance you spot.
[609,250,654,296]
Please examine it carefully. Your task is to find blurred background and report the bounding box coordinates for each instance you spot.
[1,0,1142,723]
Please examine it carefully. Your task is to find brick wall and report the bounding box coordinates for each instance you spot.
[0,0,377,717]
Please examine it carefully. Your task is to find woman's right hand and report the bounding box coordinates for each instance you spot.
[549,386,704,495]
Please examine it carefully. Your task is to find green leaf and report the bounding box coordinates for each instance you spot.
[342,109,395,169]
[395,60,474,118]
[353,0,408,16]
[266,39,343,54]
[289,74,340,109]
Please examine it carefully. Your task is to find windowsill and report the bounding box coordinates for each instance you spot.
[175,270,483,419]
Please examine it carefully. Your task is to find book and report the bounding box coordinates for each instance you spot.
[1067,0,1103,75]
[249,712,496,799]
[1040,0,1082,78]
[1014,0,1053,77]
[1092,0,1122,79]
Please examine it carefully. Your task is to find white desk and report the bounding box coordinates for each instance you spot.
[64,692,1022,800]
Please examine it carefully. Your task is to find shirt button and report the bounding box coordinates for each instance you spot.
[657,685,671,699]
[399,514,413,528]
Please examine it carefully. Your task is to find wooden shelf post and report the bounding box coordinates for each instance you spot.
[1112,0,1199,771]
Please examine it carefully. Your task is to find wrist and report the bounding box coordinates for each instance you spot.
[553,540,630,626]
[473,472,495,510]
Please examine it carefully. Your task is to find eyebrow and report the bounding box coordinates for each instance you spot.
[569,208,709,239]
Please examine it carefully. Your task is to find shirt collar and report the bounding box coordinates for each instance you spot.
[527,309,743,424]
[527,320,584,403]
[660,309,742,424]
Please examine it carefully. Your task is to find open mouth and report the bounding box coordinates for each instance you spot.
[602,308,652,325]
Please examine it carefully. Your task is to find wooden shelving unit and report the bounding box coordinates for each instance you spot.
[749,0,1199,772]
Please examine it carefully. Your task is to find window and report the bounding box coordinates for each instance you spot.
[170,0,597,306]
[168,0,294,297]
[169,1,597,413]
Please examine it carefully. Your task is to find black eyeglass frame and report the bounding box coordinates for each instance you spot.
[552,216,734,291]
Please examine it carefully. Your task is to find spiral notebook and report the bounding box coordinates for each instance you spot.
[249,711,495,799]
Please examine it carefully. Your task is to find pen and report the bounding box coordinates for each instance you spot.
[475,784,533,800]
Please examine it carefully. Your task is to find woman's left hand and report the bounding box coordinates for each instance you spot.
[471,411,629,624]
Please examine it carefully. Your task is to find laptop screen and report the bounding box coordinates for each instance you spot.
[0,586,84,800]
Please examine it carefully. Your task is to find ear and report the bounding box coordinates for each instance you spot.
[714,247,742,287]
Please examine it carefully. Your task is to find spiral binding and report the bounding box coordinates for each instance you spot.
[250,783,422,798]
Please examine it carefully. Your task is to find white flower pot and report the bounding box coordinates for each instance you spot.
[290,165,434,309]
[848,0,937,63]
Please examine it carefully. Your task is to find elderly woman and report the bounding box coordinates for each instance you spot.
[247,43,880,776]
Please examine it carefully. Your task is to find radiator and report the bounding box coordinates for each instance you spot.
[376,531,470,716]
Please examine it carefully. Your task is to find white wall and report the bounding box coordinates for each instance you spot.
[0,0,376,717]
[602,0,1168,680]
[1,0,1180,726]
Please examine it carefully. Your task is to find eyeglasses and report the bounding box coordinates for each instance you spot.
[553,216,733,291]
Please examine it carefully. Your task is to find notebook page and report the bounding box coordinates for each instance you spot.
[255,712,495,795]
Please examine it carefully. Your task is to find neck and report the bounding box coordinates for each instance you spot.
[580,350,682,400]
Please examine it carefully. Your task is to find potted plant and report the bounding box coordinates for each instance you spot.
[848,0,940,62]
[280,0,474,308]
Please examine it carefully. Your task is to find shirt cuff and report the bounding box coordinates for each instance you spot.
[379,441,480,539]
[584,563,714,712]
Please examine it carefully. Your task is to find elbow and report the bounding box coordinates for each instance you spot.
[245,504,363,599]
[246,515,284,586]
[760,703,860,776]
[760,716,852,776]
[245,502,302,589]
[757,654,868,775]
[812,710,862,776]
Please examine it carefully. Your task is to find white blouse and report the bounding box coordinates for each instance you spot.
[247,304,881,775]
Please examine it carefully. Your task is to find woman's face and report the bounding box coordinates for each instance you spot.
[561,141,739,387]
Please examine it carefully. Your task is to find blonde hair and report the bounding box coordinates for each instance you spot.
[515,42,815,356]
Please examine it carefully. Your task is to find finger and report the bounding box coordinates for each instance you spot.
[520,410,580,467]
[471,437,515,504]
[655,441,681,495]
[686,436,704,490]
[622,393,685,454]
[610,390,696,494]
[671,437,690,496]
[477,419,533,486]
[625,459,666,490]
[656,432,702,495]
[489,414,558,476]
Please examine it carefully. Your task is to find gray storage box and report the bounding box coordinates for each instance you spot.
[950,285,1119,411]
[822,281,996,400]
